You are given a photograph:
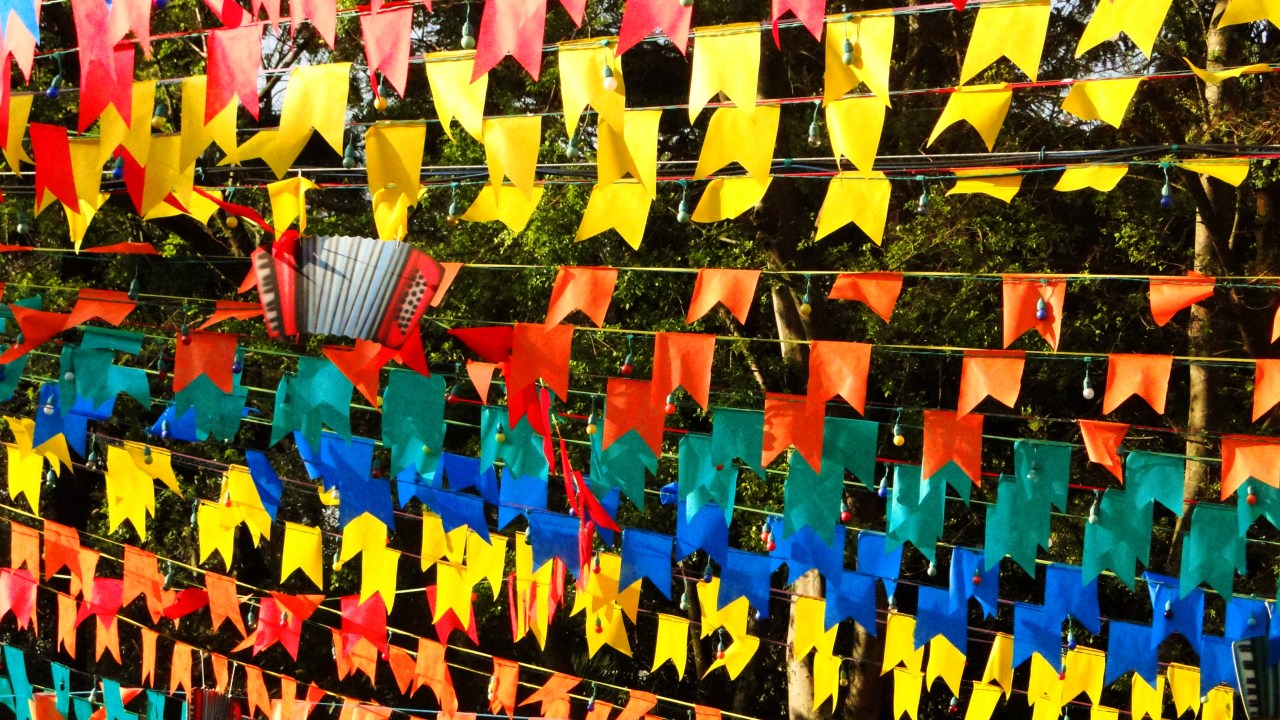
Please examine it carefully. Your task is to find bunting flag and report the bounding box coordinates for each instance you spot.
[1255,359,1280,421]
[694,106,779,182]
[771,0,823,45]
[360,7,411,98]
[823,14,895,105]
[806,340,871,415]
[948,168,1023,203]
[826,97,886,173]
[1002,276,1065,350]
[1054,164,1130,192]
[559,39,625,138]
[1061,79,1143,129]
[617,0,693,55]
[1220,0,1280,28]
[688,24,760,121]
[928,85,1013,151]
[1078,420,1129,482]
[958,0,1051,84]
[957,350,1024,416]
[472,0,547,80]
[365,122,426,241]
[815,171,892,244]
[545,267,617,327]
[687,269,760,325]
[692,177,773,223]
[922,410,983,486]
[1076,0,1173,58]
[425,51,487,142]
[1149,271,1215,326]
[651,333,715,411]
[206,25,262,122]
[1103,354,1173,414]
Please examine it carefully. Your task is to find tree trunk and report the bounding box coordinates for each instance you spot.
[840,624,884,720]
[787,569,822,720]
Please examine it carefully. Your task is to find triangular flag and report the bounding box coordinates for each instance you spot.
[947,168,1022,203]
[771,0,823,45]
[1149,271,1214,326]
[617,0,692,55]
[472,0,548,80]
[461,184,544,233]
[361,7,411,98]
[207,25,262,122]
[1103,354,1173,414]
[1078,420,1129,482]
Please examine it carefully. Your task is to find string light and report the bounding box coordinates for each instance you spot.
[806,100,822,148]
[602,64,618,93]
[877,465,889,499]
[342,140,358,170]
[495,424,506,443]
[46,71,62,99]
[14,208,29,236]
[111,155,126,181]
[151,101,168,131]
[891,408,905,446]
[447,184,461,225]
[1081,358,1095,400]
[620,333,635,375]
[798,275,813,318]
[915,175,929,215]
[459,2,476,50]
[1160,163,1173,210]
[1087,491,1099,524]
[676,181,691,224]
[702,559,714,583]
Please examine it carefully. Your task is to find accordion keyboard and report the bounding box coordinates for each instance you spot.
[252,248,285,337]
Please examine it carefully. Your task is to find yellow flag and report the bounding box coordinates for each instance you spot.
[268,176,318,235]
[982,633,1014,697]
[651,614,690,678]
[827,96,885,173]
[3,93,33,173]
[1076,0,1172,58]
[465,531,507,600]
[815,170,891,244]
[98,80,155,166]
[462,183,544,233]
[692,177,772,223]
[882,613,924,675]
[420,512,448,570]
[959,1,1051,84]
[145,187,223,224]
[1130,674,1165,720]
[813,649,842,712]
[514,533,555,649]
[695,105,779,181]
[1055,165,1128,193]
[236,63,350,178]
[1027,655,1063,708]
[281,521,323,588]
[434,560,473,627]
[824,14,895,105]
[483,116,541,197]
[197,500,236,567]
[792,597,827,658]
[1184,57,1269,85]
[140,136,195,216]
[221,465,272,545]
[5,416,70,471]
[585,604,631,657]
[965,682,1003,720]
[339,513,387,568]
[1062,647,1106,706]
[892,668,923,720]
[689,24,761,121]
[366,122,426,240]
[598,109,661,193]
[1180,159,1250,187]
[1203,687,1234,720]
[180,76,238,169]
[65,138,107,250]
[5,444,44,514]
[558,39,624,137]
[925,637,965,698]
[1061,78,1143,128]
[703,633,760,680]
[1219,0,1280,28]
[360,543,400,611]
[928,84,1012,151]
[948,168,1022,203]
[576,182,651,249]
[1167,664,1201,717]
[425,51,487,142]
[1092,707,1120,720]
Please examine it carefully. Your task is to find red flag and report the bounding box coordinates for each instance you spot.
[489,659,519,719]
[207,25,262,122]
[361,7,412,99]
[1002,275,1065,350]
[78,44,134,132]
[82,242,160,255]
[197,300,264,330]
[429,262,463,308]
[205,572,247,637]
[67,289,136,327]
[1149,271,1214,327]
[174,331,238,393]
[339,594,388,654]
[829,272,903,323]
[291,0,336,47]
[323,340,394,406]
[30,124,78,211]
[771,0,824,46]
[506,323,574,401]
[472,0,548,81]
[618,0,693,55]
[519,672,579,720]
[1255,359,1280,421]
[466,361,500,404]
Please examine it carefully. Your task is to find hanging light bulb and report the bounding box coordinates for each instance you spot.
[151,102,168,131]
[714,632,726,660]
[1160,164,1173,210]
[806,100,822,148]
[1081,360,1095,400]
[592,552,601,574]
[841,37,856,66]
[839,662,850,687]
[1248,487,1258,506]
[1163,599,1173,619]
[42,399,54,416]
[157,357,169,384]
[586,684,597,711]
[446,185,462,225]
[602,64,618,92]
[342,141,357,170]
[593,616,603,634]
[948,697,959,715]
[892,408,905,446]
[232,357,244,374]
[15,209,29,236]
[971,570,982,586]
[665,393,677,415]
[676,183,691,224]
[495,424,506,443]
[621,334,635,375]
[180,323,191,345]
[798,274,813,318]
[839,498,851,523]
[332,546,343,571]
[110,155,125,181]
[87,442,100,471]
[916,176,929,215]
[585,412,598,436]
[565,132,579,161]
[702,559,713,584]
[159,419,171,440]
[142,445,153,465]
[926,561,937,577]
[46,72,62,99]
[162,561,175,590]
[153,0,167,9]
[765,529,776,552]
[1088,492,1099,524]
[887,594,898,613]
[1035,297,1048,321]
[460,1,476,50]
[486,675,497,702]
[1066,629,1077,650]
[45,466,56,486]
[226,214,239,229]
[679,590,690,611]
[877,473,888,499]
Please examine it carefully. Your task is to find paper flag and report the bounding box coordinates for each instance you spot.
[558,39,625,138]
[472,0,548,80]
[651,332,715,410]
[1182,159,1251,186]
[597,109,661,192]
[617,0,692,55]
[892,667,923,720]
[461,183,544,233]
[602,378,665,455]
[815,171,892,244]
[807,340,871,415]
[281,522,323,587]
[959,1,1051,83]
[928,85,1013,151]
[689,24,761,121]
[483,116,541,197]
[691,177,773,222]
[518,673,579,720]
[923,409,983,486]
[762,392,825,471]
[1221,435,1280,498]
[947,168,1022,203]
[207,25,261,122]
[967,683,1003,720]
[361,7,411,98]
[1220,0,1280,28]
[425,51,487,142]
[981,633,1014,697]
[1076,0,1172,58]
[926,636,966,697]
[233,63,350,178]
[687,269,760,324]
[2,93,33,173]
[366,122,426,241]
[695,105,779,181]
[1078,419,1129,482]
[576,182,652,249]
[1130,674,1165,720]
[1002,275,1065,350]
[1061,78,1143,128]
[545,267,617,327]
[1256,358,1280,421]
[1181,502,1245,597]
[957,350,1024,416]
[827,273,902,323]
[1150,271,1215,326]
[827,96,886,173]
[823,14,895,105]
[771,0,823,44]
[1103,353,1173,414]
[1184,57,1270,85]
[1054,164,1129,192]
[180,77,239,168]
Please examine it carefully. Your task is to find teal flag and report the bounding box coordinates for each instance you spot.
[984,473,1048,574]
[479,406,548,481]
[589,430,655,509]
[783,453,843,543]
[3,646,30,720]
[1127,451,1185,516]
[679,433,738,524]
[382,370,446,480]
[270,357,353,446]
[51,663,70,716]
[710,407,764,478]
[823,417,878,489]
[1180,502,1245,598]
[886,464,946,562]
[174,375,247,441]
[1239,479,1280,535]
[1083,489,1152,588]
[1013,439,1071,511]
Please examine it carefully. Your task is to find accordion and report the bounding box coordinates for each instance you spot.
[251,235,444,348]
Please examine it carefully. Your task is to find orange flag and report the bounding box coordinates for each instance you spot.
[545,266,618,327]
[57,593,77,659]
[506,323,574,401]
[923,410,984,486]
[1254,359,1280,421]
[140,627,156,686]
[1273,304,1280,344]
[651,333,715,410]
[1103,354,1173,414]
[206,572,247,637]
[828,272,903,323]
[197,300,264,330]
[95,616,121,662]
[519,672,580,720]
[211,654,229,693]
[429,262,464,309]
[957,350,1024,416]
[762,393,826,471]
[1221,435,1280,499]
[121,546,164,623]
[72,547,100,599]
[1149,271,1214,327]
[687,269,761,324]
[67,289,136,327]
[245,666,272,719]
[490,659,519,719]
[43,521,80,582]
[323,340,394,407]
[414,638,457,716]
[603,378,666,455]
[1002,275,1065,350]
[1078,420,1128,483]
[173,331,238,393]
[10,524,39,574]
[615,691,657,720]
[807,340,871,415]
[585,701,614,720]
[386,646,416,695]
[695,706,723,720]
[169,642,193,695]
[31,693,62,720]
[466,360,499,404]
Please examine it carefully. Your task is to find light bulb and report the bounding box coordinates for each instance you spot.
[892,422,905,446]
[602,65,618,92]
[46,74,62,99]
[226,215,239,229]
[460,21,476,50]
[112,156,125,181]
[565,138,579,160]
[42,401,54,416]
[151,103,167,131]
[841,38,855,66]
[495,425,506,443]
[679,591,690,611]
[1035,297,1048,321]
[916,189,929,215]
[1082,374,1094,400]
[585,413,598,436]
[877,476,888,499]
[63,370,75,382]
[374,95,388,111]
[807,121,822,148]
[342,143,357,169]
[1160,182,1173,210]
[926,562,936,577]
[677,198,691,224]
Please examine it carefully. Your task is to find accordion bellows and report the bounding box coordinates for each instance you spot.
[251,235,444,348]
